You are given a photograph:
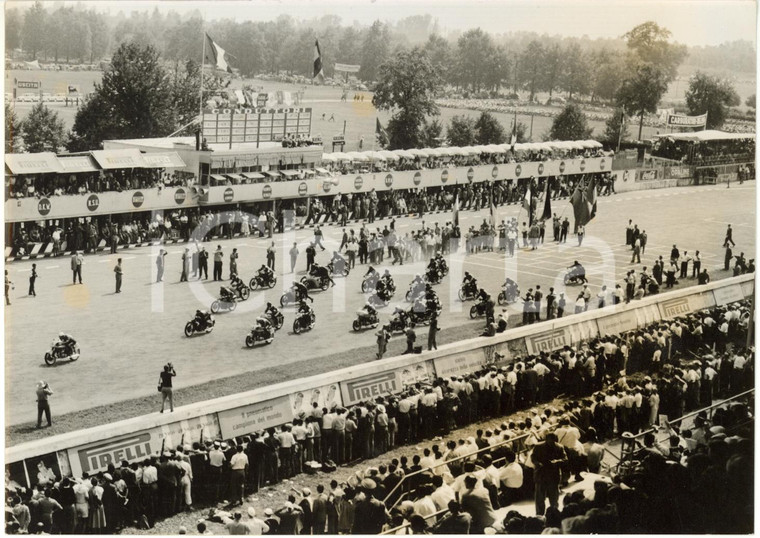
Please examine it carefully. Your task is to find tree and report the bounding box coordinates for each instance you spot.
[454,28,495,93]
[746,94,756,109]
[602,108,628,150]
[5,104,22,153]
[549,104,592,141]
[623,21,687,81]
[519,40,545,102]
[420,118,444,148]
[423,34,452,81]
[68,42,188,150]
[5,9,22,56]
[474,111,506,144]
[20,103,66,153]
[591,49,624,103]
[513,121,530,143]
[359,21,390,82]
[561,43,591,99]
[22,1,47,60]
[539,43,563,100]
[447,115,477,146]
[616,63,669,139]
[372,48,441,149]
[685,72,740,129]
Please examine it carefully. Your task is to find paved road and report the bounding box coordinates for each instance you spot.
[4,183,755,424]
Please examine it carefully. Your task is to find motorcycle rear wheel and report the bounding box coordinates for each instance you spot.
[240,287,251,301]
[497,292,506,305]
[268,276,277,289]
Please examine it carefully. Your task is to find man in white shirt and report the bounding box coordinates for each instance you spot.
[229,445,249,506]
[499,450,523,505]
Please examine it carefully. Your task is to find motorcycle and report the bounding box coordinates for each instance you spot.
[44,339,80,366]
[249,272,277,290]
[388,312,411,333]
[352,309,380,331]
[280,277,329,307]
[408,303,442,326]
[405,281,426,302]
[498,283,520,305]
[367,292,388,309]
[362,272,380,293]
[328,260,350,277]
[293,310,316,334]
[231,282,251,301]
[564,268,587,285]
[245,322,276,347]
[264,309,285,330]
[184,315,215,337]
[469,299,491,319]
[458,283,478,301]
[425,268,442,285]
[211,294,238,313]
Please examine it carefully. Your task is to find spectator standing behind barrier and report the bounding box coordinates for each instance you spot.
[71,251,83,284]
[213,245,223,281]
[531,432,567,516]
[159,363,176,413]
[28,264,38,297]
[36,380,53,428]
[198,247,209,280]
[267,242,276,271]
[230,248,239,278]
[289,243,299,273]
[229,445,248,507]
[156,249,167,283]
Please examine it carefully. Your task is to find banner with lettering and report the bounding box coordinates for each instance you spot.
[217,395,293,439]
[67,413,220,477]
[666,112,707,128]
[658,292,715,319]
[339,360,435,406]
[334,63,361,73]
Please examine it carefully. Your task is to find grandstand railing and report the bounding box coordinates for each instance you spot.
[617,388,755,470]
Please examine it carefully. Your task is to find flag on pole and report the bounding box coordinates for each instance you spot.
[376,118,388,146]
[540,181,552,221]
[585,176,598,223]
[453,192,460,227]
[569,184,590,233]
[522,183,532,224]
[204,33,232,73]
[313,39,325,81]
[510,122,517,148]
[489,185,496,226]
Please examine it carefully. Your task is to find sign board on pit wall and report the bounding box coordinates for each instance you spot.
[217,395,293,439]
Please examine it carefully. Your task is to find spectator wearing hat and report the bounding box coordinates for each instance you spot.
[245,507,270,535]
[263,508,280,534]
[298,487,314,534]
[36,380,53,429]
[275,496,304,535]
[352,479,388,534]
[224,511,249,535]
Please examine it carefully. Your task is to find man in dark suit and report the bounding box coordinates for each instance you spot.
[198,247,209,280]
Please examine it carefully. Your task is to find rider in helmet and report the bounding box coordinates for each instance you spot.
[297,300,314,325]
[568,260,587,283]
[463,272,478,296]
[220,286,235,302]
[256,316,274,337]
[257,263,274,283]
[331,250,347,273]
[476,288,491,304]
[392,305,409,327]
[293,281,313,303]
[230,273,246,297]
[360,301,378,319]
[194,309,211,328]
[310,262,336,288]
[57,332,76,354]
[265,302,280,318]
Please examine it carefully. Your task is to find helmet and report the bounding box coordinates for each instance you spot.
[574,260,579,265]
[267,302,272,309]
[384,269,390,275]
[58,332,65,338]
[465,272,471,277]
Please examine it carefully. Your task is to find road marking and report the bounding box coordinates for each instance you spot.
[45,265,59,269]
[98,259,110,263]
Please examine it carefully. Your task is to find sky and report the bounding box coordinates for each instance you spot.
[7,0,758,47]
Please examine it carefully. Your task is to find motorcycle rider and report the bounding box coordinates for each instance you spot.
[310,262,336,288]
[434,253,447,273]
[56,332,77,356]
[502,277,518,301]
[359,301,378,320]
[257,263,274,285]
[292,281,314,303]
[568,260,588,283]
[462,272,478,296]
[220,285,236,302]
[392,305,410,329]
[381,269,395,291]
[265,302,281,322]
[230,273,247,298]
[297,300,315,328]
[331,251,347,274]
[254,316,275,339]
[193,309,212,330]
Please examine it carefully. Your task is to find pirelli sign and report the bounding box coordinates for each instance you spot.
[340,371,401,406]
[525,329,569,355]
[658,292,715,319]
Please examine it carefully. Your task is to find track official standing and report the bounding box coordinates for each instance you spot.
[36,380,53,428]
[289,243,299,273]
[428,313,439,351]
[71,251,83,284]
[114,258,123,293]
[5,270,12,305]
[156,249,167,282]
[159,363,176,413]
[198,247,209,280]
[213,246,223,281]
[180,249,189,282]
[230,248,239,278]
[692,251,702,278]
[29,263,38,297]
[267,242,276,271]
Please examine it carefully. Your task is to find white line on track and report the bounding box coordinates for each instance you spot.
[45,265,59,269]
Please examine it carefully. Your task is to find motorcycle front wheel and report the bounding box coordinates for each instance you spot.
[497,292,506,305]
[240,287,251,301]
[249,278,259,290]
[293,319,303,334]
[211,301,221,314]
[185,322,195,337]
[245,334,255,348]
[469,305,478,319]
[70,347,80,361]
[268,276,277,289]
[458,289,467,301]
[352,319,361,332]
[44,352,56,366]
[274,314,284,330]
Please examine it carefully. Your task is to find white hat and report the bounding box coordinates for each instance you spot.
[247,507,256,518]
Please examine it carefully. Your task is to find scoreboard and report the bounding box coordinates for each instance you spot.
[201,107,312,144]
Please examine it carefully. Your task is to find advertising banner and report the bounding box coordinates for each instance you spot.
[566,319,600,344]
[666,112,707,127]
[289,382,342,419]
[67,413,220,477]
[597,310,638,336]
[525,328,571,355]
[340,360,435,406]
[334,63,361,73]
[434,350,487,379]
[712,284,745,306]
[658,292,716,319]
[217,395,293,439]
[634,304,662,327]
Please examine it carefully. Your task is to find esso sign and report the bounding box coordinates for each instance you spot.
[537,163,544,175]
[354,176,363,190]
[467,168,475,181]
[323,180,332,193]
[223,188,234,202]
[441,170,449,183]
[262,185,273,199]
[413,172,422,186]
[174,188,187,204]
[515,164,522,177]
[600,159,606,170]
[298,182,308,196]
[580,159,586,172]
[86,194,100,212]
[491,166,498,179]
[132,191,144,208]
[559,161,566,173]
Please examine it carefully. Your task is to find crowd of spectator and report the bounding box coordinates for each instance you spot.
[651,136,756,166]
[4,299,752,534]
[6,170,191,200]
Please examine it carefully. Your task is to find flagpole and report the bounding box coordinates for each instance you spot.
[199,22,206,120]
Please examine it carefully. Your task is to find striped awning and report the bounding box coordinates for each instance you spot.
[5,152,61,175]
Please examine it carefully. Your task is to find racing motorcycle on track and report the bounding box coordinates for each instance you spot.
[249,272,277,290]
[263,306,285,330]
[458,283,478,301]
[352,308,380,331]
[408,300,442,326]
[388,309,412,333]
[184,311,215,337]
[211,287,238,313]
[469,298,493,319]
[362,270,381,293]
[498,281,520,305]
[245,319,276,347]
[293,310,316,334]
[564,263,588,285]
[328,259,350,277]
[405,279,427,302]
[44,337,80,366]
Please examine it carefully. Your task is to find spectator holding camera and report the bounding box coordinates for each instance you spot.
[158,363,176,413]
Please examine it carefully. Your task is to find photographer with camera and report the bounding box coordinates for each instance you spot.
[158,363,177,413]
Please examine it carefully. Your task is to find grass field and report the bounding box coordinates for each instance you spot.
[7,69,695,152]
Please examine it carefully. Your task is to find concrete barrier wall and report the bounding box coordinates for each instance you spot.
[5,274,754,485]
